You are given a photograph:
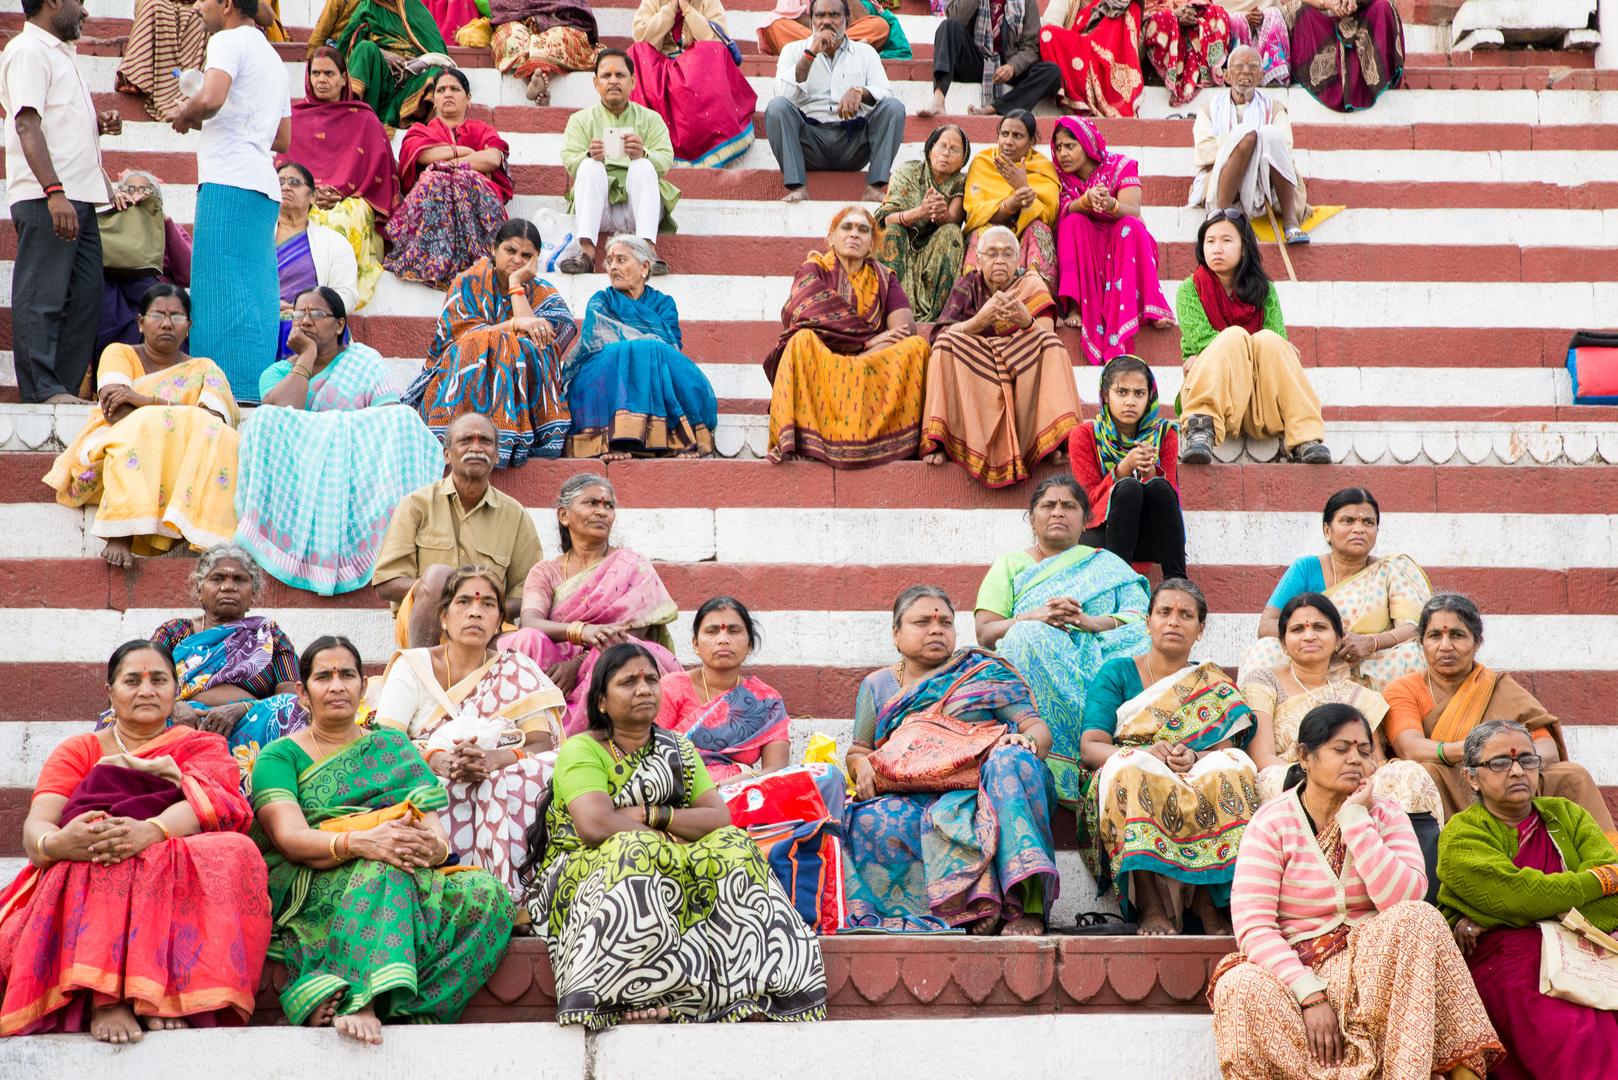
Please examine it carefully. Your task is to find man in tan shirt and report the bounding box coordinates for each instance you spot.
[373,413,544,648]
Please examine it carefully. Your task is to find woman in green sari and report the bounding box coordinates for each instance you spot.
[874,124,970,322]
[309,0,448,127]
[521,642,826,1029]
[251,635,513,1044]
[975,474,1150,809]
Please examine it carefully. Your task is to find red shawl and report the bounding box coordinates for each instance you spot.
[1192,263,1263,334]
[398,116,514,203]
[763,253,897,383]
[286,47,401,219]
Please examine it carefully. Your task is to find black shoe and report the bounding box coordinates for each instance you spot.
[1291,439,1332,464]
[1179,414,1215,464]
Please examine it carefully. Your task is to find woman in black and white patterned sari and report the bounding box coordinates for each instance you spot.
[520,642,826,1029]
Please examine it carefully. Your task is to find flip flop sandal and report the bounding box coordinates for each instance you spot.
[1284,226,1311,245]
[558,253,594,274]
[1057,910,1138,936]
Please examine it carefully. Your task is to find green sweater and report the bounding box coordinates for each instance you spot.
[1174,277,1286,360]
[1436,797,1618,932]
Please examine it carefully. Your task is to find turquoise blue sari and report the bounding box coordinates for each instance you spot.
[561,286,717,457]
[993,545,1150,810]
[843,648,1058,931]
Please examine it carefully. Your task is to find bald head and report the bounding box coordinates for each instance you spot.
[1226,45,1262,99]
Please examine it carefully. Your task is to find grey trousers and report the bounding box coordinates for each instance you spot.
[11,198,102,402]
[765,95,907,189]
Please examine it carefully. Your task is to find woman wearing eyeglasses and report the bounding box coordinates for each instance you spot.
[43,284,241,571]
[1383,593,1617,831]
[1437,718,1618,1080]
[234,286,443,595]
[275,161,361,362]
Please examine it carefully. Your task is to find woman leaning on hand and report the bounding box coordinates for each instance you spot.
[1209,703,1502,1080]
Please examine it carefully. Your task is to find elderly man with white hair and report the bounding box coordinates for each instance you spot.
[920,223,1079,487]
[562,233,717,460]
[1188,44,1310,244]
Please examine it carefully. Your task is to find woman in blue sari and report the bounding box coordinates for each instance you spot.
[97,544,306,789]
[844,587,1057,935]
[563,234,717,460]
[237,286,444,596]
[974,474,1150,810]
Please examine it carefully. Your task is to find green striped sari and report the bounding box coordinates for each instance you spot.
[250,725,513,1025]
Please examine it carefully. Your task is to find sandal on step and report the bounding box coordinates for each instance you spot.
[1284,226,1310,245]
[558,252,594,274]
[1059,911,1138,936]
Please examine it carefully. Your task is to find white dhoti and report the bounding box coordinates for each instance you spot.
[572,156,664,243]
[1205,124,1299,220]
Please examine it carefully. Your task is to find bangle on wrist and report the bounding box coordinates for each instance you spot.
[342,832,353,860]
[435,837,451,866]
[35,829,58,863]
[1435,741,1450,766]
[43,183,63,196]
[1301,992,1326,1008]
[329,832,342,862]
[148,818,171,842]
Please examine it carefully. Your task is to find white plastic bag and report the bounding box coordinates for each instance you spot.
[424,710,521,756]
[534,208,581,272]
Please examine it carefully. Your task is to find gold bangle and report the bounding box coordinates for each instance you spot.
[35,829,58,864]
[436,837,451,866]
[329,832,342,862]
[148,818,171,842]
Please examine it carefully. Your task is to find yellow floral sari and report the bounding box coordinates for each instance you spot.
[43,345,241,554]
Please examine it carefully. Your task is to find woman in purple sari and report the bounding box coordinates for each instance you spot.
[1049,117,1173,366]
[1290,0,1403,113]
[499,473,682,733]
[274,162,360,361]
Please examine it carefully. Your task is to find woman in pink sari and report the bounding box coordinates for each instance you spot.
[500,473,681,733]
[1050,117,1173,366]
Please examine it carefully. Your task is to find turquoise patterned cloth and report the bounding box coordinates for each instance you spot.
[992,546,1151,810]
[843,648,1058,931]
[234,343,445,595]
[192,183,280,404]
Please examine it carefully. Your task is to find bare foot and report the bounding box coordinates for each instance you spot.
[1137,912,1178,936]
[144,1016,190,1031]
[861,184,886,203]
[1003,914,1043,937]
[101,537,136,569]
[598,451,633,462]
[1150,318,1175,330]
[1048,450,1068,464]
[91,1002,144,1044]
[1190,888,1233,936]
[968,104,998,116]
[781,187,809,203]
[921,450,947,465]
[621,1005,671,1024]
[306,991,342,1028]
[526,70,550,105]
[44,392,89,405]
[1061,312,1083,328]
[968,913,1003,936]
[333,1003,383,1045]
[916,89,947,118]
[673,448,703,459]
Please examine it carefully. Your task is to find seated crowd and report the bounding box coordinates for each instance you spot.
[8,466,1615,1079]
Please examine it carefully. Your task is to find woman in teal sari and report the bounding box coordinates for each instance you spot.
[236,286,444,596]
[521,642,826,1028]
[310,0,448,128]
[562,235,717,460]
[845,587,1057,935]
[975,474,1150,809]
[252,635,514,1044]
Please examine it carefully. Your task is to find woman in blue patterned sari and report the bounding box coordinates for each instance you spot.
[563,235,717,461]
[975,474,1150,810]
[404,220,578,467]
[845,587,1057,935]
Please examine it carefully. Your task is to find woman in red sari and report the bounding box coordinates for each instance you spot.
[386,68,514,289]
[0,641,270,1042]
[1038,0,1145,118]
[1142,0,1233,108]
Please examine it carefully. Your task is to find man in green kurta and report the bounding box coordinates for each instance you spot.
[558,49,680,275]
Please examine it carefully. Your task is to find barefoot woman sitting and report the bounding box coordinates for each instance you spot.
[252,636,515,1043]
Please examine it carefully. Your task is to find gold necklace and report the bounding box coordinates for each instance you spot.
[698,666,739,705]
[1143,652,1162,687]
[892,658,911,690]
[111,723,136,755]
[307,722,360,762]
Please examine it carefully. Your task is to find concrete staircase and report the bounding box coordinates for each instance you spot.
[0,0,1614,1070]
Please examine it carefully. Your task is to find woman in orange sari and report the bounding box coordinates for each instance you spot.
[0,640,270,1041]
[764,206,929,469]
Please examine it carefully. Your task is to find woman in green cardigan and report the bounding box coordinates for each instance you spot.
[1436,717,1618,1080]
[1175,210,1328,466]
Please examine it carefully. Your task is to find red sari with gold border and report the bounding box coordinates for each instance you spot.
[0,726,271,1035]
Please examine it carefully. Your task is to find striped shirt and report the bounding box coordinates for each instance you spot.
[1231,787,1427,1002]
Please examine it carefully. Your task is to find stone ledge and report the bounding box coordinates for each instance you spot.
[250,935,1232,1024]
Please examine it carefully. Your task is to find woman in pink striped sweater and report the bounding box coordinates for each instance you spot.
[1209,702,1502,1080]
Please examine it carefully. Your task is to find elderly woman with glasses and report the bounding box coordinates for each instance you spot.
[561,234,717,460]
[275,161,361,361]
[1438,718,1618,1080]
[96,170,194,363]
[43,284,240,571]
[236,286,444,596]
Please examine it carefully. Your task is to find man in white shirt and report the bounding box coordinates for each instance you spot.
[0,0,123,403]
[171,0,291,403]
[765,0,905,204]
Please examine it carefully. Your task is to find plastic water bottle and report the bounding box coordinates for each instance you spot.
[174,67,204,98]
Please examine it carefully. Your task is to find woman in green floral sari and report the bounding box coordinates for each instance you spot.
[252,635,513,1044]
[874,124,970,322]
[521,642,826,1030]
[309,0,448,127]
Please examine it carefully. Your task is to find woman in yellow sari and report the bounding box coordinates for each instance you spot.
[763,205,930,469]
[961,110,1061,282]
[42,285,240,572]
[1240,487,1430,691]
